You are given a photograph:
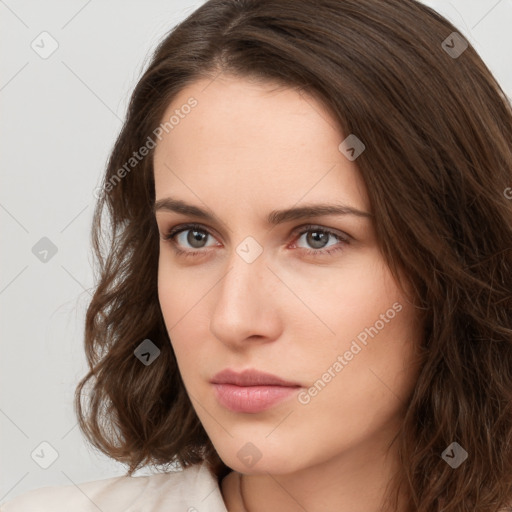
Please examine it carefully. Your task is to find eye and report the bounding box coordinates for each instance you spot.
[291,225,349,257]
[160,223,350,258]
[161,223,217,258]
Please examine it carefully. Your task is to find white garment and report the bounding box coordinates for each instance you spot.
[0,462,229,512]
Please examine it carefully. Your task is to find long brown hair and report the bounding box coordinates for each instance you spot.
[74,1,512,510]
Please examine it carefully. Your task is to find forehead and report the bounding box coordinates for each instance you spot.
[153,75,370,215]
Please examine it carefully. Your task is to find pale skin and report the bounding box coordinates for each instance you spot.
[153,73,423,512]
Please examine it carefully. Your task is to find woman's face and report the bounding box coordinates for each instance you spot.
[154,74,422,475]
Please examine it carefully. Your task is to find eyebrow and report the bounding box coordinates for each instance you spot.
[154,197,373,225]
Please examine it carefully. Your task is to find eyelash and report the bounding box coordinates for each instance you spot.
[161,223,350,259]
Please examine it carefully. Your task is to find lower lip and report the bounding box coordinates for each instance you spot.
[212,383,300,413]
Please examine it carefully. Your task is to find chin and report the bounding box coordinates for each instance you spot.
[213,438,308,476]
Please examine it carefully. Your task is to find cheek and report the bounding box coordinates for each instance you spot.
[157,253,208,327]
[296,302,420,447]
[299,259,419,393]
[157,259,175,329]
[157,257,191,355]
[157,256,211,371]
[293,256,400,353]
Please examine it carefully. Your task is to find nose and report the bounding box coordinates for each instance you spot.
[209,247,282,349]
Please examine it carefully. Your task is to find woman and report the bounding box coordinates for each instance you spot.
[3,0,512,511]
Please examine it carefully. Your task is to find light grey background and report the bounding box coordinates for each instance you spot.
[1,0,511,504]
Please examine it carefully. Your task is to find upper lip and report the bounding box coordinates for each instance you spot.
[210,368,301,387]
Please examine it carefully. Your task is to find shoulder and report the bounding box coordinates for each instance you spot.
[0,462,227,512]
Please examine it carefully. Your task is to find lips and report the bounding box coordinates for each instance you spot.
[210,368,301,387]
[210,369,302,413]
